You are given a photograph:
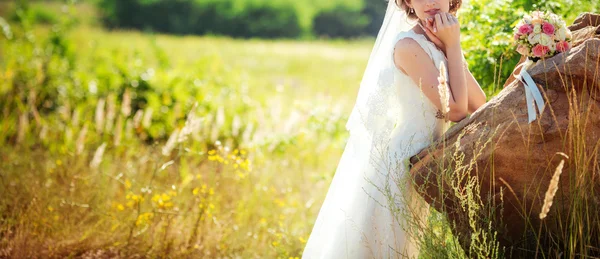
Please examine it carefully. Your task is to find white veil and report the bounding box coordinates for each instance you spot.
[345,0,418,143]
[303,1,430,258]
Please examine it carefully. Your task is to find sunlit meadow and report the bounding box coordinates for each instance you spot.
[0,3,375,257]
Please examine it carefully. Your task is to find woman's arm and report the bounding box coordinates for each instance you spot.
[444,45,469,121]
[461,57,486,113]
[393,38,469,122]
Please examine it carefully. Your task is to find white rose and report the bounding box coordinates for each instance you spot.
[528,33,540,44]
[557,27,567,41]
[549,41,556,52]
[550,14,560,25]
[539,34,552,46]
[556,19,564,26]
[533,24,542,33]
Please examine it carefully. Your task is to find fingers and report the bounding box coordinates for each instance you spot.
[426,17,434,28]
[425,18,435,33]
[434,14,442,32]
[447,13,457,25]
[441,12,450,25]
[436,13,458,30]
[429,13,458,33]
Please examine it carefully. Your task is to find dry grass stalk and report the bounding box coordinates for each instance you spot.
[242,122,254,144]
[178,103,202,143]
[90,142,107,169]
[539,153,569,219]
[142,108,153,129]
[114,116,124,146]
[71,109,80,128]
[162,129,180,156]
[17,111,28,144]
[38,124,48,141]
[133,110,143,129]
[105,94,116,133]
[95,98,105,134]
[76,124,88,155]
[121,88,131,117]
[125,119,134,139]
[232,115,242,137]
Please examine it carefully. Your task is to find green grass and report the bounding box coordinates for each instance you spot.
[0,7,374,257]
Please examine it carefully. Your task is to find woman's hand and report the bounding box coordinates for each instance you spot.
[422,17,445,51]
[423,12,460,51]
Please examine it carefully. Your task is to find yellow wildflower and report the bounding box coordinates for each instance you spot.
[135,212,154,226]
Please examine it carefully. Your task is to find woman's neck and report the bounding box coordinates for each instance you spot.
[413,21,428,38]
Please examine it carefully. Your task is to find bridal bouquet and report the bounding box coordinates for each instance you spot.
[513,11,572,62]
[511,11,573,124]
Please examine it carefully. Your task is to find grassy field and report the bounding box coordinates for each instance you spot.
[0,4,379,257]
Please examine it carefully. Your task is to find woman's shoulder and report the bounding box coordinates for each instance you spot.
[393,31,435,61]
[394,30,428,44]
[392,31,443,76]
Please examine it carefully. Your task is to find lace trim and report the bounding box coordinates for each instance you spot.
[435,109,449,122]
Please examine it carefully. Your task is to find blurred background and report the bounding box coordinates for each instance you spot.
[0,0,598,257]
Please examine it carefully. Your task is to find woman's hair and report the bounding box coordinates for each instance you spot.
[395,0,462,20]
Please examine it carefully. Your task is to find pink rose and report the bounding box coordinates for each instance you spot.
[556,41,570,52]
[532,44,550,57]
[542,22,555,35]
[518,24,533,35]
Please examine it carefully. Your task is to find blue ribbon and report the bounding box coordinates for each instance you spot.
[516,59,546,123]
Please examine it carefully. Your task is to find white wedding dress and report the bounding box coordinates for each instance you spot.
[302,28,451,259]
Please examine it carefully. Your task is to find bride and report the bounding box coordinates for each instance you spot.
[303,0,486,258]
